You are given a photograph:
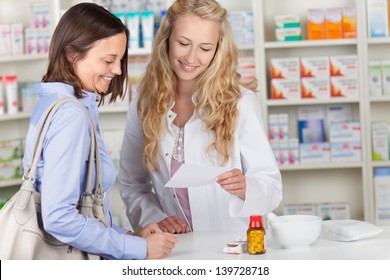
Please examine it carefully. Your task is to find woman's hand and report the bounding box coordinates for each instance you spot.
[157,215,190,234]
[216,168,246,200]
[133,223,163,237]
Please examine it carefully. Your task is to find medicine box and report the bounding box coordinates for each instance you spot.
[275,28,301,42]
[279,140,289,166]
[330,76,358,97]
[299,143,331,163]
[316,203,351,220]
[0,139,23,162]
[0,160,22,181]
[329,55,358,77]
[374,168,390,225]
[307,9,325,40]
[275,15,301,29]
[288,138,299,165]
[368,60,383,96]
[271,79,300,99]
[278,114,289,140]
[0,24,11,56]
[283,204,317,216]
[381,60,390,96]
[301,78,330,99]
[330,142,361,162]
[300,56,330,78]
[270,57,300,79]
[367,0,389,37]
[329,122,361,143]
[268,114,279,141]
[342,7,357,38]
[325,8,343,39]
[372,121,389,161]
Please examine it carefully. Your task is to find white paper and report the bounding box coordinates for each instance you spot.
[164,164,228,188]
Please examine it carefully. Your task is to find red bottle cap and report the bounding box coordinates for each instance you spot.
[249,215,263,228]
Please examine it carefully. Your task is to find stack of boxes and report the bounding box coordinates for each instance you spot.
[270,54,358,100]
[274,15,301,42]
[368,60,390,97]
[0,139,23,183]
[284,203,351,220]
[367,0,389,38]
[307,7,356,40]
[228,10,254,46]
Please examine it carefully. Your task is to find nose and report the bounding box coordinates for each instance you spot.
[111,60,122,75]
[185,47,196,64]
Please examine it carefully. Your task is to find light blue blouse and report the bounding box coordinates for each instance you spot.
[22,82,146,260]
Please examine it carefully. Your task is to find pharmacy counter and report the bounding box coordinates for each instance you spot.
[166,226,390,260]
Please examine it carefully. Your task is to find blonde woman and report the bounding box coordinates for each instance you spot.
[118,0,282,233]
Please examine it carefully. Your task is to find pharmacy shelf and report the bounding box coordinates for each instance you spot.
[369,96,390,103]
[0,179,21,188]
[264,39,358,49]
[372,162,390,168]
[279,162,363,171]
[98,107,128,114]
[0,54,48,63]
[367,37,390,45]
[0,113,31,122]
[267,98,360,107]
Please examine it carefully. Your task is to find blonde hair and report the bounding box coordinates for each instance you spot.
[138,0,257,170]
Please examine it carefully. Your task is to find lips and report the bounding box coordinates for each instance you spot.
[180,61,197,72]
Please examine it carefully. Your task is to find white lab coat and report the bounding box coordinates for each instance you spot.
[118,88,282,232]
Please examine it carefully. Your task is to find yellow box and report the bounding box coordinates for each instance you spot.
[325,8,343,39]
[307,9,325,40]
[342,7,357,38]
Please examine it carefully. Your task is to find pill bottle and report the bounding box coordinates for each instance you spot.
[247,215,266,255]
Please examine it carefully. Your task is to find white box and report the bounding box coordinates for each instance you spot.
[330,76,358,97]
[374,168,390,225]
[301,78,330,99]
[367,0,389,37]
[326,104,353,124]
[283,204,317,215]
[299,143,331,163]
[270,140,280,164]
[300,56,330,78]
[271,79,300,99]
[316,203,351,220]
[288,138,299,165]
[369,60,383,96]
[279,140,289,165]
[329,122,361,143]
[278,114,289,140]
[329,55,358,77]
[270,57,300,79]
[268,114,279,141]
[330,142,361,162]
[372,121,389,161]
[11,23,23,55]
[0,24,11,56]
[381,60,390,96]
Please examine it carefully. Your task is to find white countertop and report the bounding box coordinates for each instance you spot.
[166,226,390,260]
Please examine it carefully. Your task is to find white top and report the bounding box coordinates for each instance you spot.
[118,88,282,231]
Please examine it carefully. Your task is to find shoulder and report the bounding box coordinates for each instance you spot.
[237,87,261,110]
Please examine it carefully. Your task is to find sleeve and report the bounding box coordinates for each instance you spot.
[229,92,283,217]
[117,99,167,231]
[40,104,146,260]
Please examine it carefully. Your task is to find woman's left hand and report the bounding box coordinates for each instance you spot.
[216,168,246,200]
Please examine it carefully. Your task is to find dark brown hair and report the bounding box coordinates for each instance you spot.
[42,2,129,105]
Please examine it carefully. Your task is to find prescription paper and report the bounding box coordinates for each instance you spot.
[164,164,228,188]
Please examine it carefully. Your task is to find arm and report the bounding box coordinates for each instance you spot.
[40,104,147,259]
[228,92,283,216]
[117,99,168,231]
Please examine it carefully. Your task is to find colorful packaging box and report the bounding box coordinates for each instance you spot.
[330,142,361,162]
[316,203,351,220]
[307,9,325,40]
[325,8,343,39]
[271,79,301,99]
[329,122,361,143]
[342,7,357,38]
[299,143,331,163]
[369,60,383,96]
[301,78,330,99]
[300,56,330,78]
[270,57,300,79]
[330,76,358,97]
[330,55,358,77]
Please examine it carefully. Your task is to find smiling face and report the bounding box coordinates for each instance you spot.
[72,32,127,93]
[168,13,220,89]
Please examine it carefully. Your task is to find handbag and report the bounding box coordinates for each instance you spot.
[0,98,108,260]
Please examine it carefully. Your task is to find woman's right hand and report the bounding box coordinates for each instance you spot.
[144,232,178,259]
[157,215,190,233]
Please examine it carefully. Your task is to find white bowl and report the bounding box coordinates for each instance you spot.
[268,215,322,249]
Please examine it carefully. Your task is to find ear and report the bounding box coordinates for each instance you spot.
[66,52,76,64]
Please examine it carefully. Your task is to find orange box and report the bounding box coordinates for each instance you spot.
[342,7,357,38]
[325,8,343,39]
[307,9,325,40]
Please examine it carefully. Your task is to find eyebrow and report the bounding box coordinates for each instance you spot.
[178,36,216,46]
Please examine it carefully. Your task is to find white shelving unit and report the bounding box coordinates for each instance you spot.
[2,0,389,224]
